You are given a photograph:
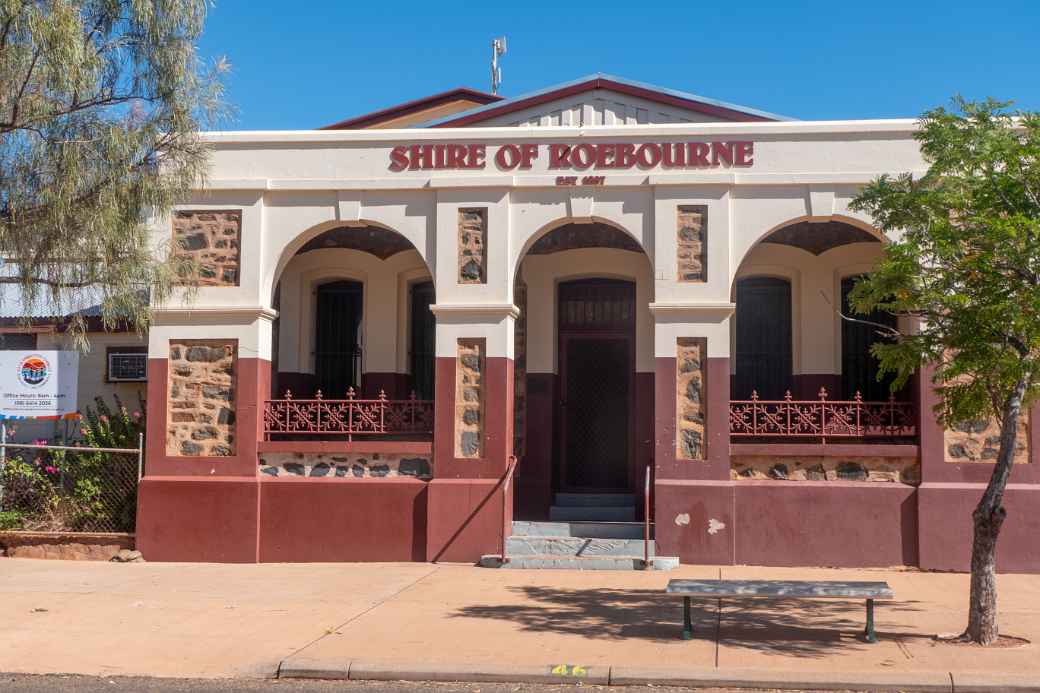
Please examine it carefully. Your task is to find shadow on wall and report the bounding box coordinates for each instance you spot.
[452,585,928,657]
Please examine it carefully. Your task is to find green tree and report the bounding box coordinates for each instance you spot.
[0,0,227,345]
[849,98,1040,645]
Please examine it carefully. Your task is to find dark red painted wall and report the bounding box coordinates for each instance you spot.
[259,478,428,562]
[654,479,735,564]
[136,477,259,563]
[919,484,1040,572]
[518,373,556,519]
[426,478,507,562]
[735,482,918,568]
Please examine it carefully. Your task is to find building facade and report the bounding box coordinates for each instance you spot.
[136,76,1040,570]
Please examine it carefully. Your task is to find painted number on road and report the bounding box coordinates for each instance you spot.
[550,664,588,677]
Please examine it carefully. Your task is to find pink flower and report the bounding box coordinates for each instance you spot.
[80,428,88,436]
[132,411,141,419]
[33,439,48,446]
[45,466,57,474]
[99,415,109,423]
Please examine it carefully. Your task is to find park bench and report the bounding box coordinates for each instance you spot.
[666,579,894,643]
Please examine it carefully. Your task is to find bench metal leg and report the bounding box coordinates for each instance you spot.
[681,597,693,640]
[863,598,878,643]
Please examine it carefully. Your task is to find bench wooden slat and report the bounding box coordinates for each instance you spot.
[666,579,894,600]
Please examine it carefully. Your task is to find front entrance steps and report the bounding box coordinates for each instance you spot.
[479,493,678,570]
[549,492,636,521]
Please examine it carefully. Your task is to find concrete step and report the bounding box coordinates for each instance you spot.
[512,521,646,539]
[479,554,679,571]
[553,493,635,508]
[506,535,655,557]
[549,505,636,522]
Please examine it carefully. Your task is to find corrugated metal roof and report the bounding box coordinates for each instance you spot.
[0,283,104,321]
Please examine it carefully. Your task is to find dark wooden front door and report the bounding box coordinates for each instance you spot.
[557,279,634,492]
[315,280,363,397]
[734,276,793,400]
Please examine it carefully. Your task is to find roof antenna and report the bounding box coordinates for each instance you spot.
[491,37,507,95]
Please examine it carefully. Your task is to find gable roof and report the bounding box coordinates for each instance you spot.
[321,87,502,130]
[422,74,793,127]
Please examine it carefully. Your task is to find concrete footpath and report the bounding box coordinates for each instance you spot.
[1,559,1039,691]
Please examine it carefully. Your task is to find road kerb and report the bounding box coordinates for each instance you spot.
[277,654,350,680]
[950,672,1040,693]
[347,661,609,685]
[610,666,954,691]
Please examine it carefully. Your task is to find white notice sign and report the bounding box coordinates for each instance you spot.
[0,351,79,420]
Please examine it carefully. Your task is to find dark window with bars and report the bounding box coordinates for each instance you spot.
[841,275,898,400]
[409,281,436,400]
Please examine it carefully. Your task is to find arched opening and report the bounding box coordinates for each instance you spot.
[265,223,435,442]
[729,216,915,445]
[731,217,890,401]
[513,219,653,517]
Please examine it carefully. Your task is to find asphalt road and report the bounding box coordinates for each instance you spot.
[0,675,794,693]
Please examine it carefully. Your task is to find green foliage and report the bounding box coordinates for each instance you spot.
[848,97,1040,428]
[0,395,144,532]
[0,1,228,346]
[0,509,24,529]
[70,394,145,531]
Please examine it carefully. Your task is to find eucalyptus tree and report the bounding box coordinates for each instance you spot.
[849,98,1040,644]
[0,0,227,344]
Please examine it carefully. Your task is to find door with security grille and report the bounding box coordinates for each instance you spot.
[557,279,634,491]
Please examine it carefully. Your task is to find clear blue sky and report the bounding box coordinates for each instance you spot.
[197,0,1040,130]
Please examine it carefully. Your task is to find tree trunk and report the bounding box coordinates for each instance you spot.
[963,378,1028,645]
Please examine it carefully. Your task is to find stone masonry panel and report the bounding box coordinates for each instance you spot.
[455,339,485,458]
[944,413,1030,464]
[173,210,241,286]
[458,208,487,284]
[166,340,237,457]
[676,338,705,460]
[731,455,920,484]
[677,205,707,282]
[259,452,432,479]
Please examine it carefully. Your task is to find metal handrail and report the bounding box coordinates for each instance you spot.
[501,455,518,564]
[643,463,651,569]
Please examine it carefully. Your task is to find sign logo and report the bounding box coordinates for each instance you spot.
[18,354,50,388]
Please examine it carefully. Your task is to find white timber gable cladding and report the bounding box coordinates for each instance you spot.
[475,88,730,127]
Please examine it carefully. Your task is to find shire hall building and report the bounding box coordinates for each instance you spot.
[137,75,1040,571]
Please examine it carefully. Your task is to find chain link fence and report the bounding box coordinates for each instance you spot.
[0,434,142,534]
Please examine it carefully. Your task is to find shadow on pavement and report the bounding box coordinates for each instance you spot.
[453,585,929,657]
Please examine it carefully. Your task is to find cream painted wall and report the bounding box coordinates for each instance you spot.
[149,119,927,363]
[520,248,654,373]
[732,241,884,375]
[276,248,430,375]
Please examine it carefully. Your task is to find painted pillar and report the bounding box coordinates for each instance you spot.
[135,310,274,562]
[426,305,516,562]
[651,304,734,564]
[916,365,1040,571]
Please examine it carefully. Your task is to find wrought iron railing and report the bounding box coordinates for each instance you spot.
[263,389,434,441]
[729,388,916,442]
